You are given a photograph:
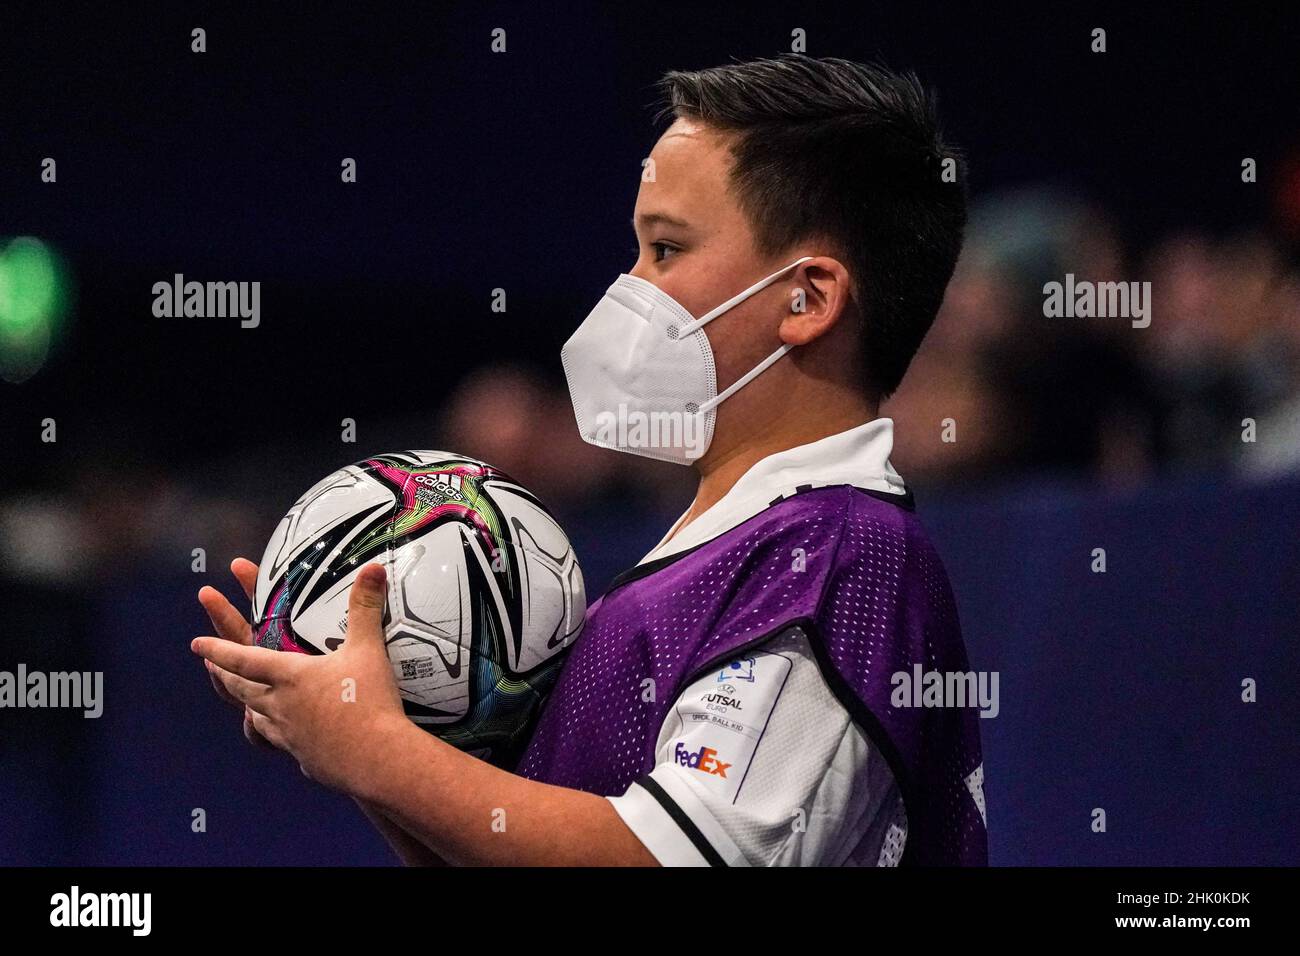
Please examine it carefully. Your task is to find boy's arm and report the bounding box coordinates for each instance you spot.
[353,797,447,866]
[351,713,658,866]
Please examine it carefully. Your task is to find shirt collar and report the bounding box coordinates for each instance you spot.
[639,417,907,564]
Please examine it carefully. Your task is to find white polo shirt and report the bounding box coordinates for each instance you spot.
[607,419,911,866]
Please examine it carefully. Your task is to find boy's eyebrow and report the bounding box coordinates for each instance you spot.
[632,212,692,231]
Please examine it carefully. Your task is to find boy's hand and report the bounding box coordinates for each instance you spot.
[192,562,407,792]
[197,558,275,749]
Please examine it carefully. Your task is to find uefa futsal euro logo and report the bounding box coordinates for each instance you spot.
[717,657,756,682]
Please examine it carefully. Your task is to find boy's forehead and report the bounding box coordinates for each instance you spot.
[638,118,738,222]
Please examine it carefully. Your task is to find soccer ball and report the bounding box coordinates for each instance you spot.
[250,451,585,764]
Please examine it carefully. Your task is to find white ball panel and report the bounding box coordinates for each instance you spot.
[386,633,470,722]
[388,527,475,638]
[385,525,476,718]
[486,479,584,672]
[290,561,364,653]
[486,480,571,556]
[254,464,391,619]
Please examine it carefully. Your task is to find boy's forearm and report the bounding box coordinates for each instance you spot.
[353,797,447,866]
[352,714,657,866]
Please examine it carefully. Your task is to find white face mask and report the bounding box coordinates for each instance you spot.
[561,256,813,465]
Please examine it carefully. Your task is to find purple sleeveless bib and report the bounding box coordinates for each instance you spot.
[517,486,988,865]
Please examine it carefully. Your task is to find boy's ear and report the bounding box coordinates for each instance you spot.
[779,256,852,346]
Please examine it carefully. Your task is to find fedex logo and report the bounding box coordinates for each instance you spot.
[674,742,731,777]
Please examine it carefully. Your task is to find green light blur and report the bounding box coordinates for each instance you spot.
[0,237,71,383]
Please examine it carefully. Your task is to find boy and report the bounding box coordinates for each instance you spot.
[195,54,986,866]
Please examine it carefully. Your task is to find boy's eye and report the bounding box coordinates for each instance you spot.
[652,241,679,262]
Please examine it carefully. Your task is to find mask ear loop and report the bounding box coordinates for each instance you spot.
[697,341,795,415]
[675,256,814,338]
[683,256,814,416]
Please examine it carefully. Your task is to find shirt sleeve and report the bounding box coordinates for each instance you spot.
[606,625,907,866]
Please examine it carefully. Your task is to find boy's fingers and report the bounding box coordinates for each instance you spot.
[205,659,240,706]
[343,563,388,652]
[211,664,273,709]
[198,586,254,646]
[247,710,286,752]
[231,558,259,602]
[243,710,276,749]
[191,637,286,684]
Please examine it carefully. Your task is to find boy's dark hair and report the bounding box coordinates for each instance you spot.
[658,54,966,398]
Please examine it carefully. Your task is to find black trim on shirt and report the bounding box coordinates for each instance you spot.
[769,483,915,512]
[800,618,920,867]
[605,536,713,595]
[604,484,913,597]
[633,776,729,867]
